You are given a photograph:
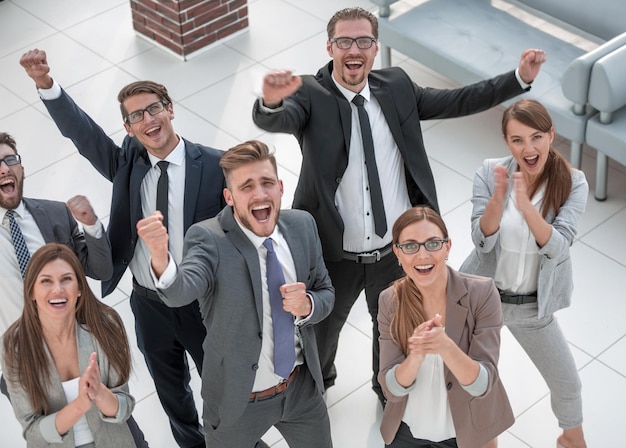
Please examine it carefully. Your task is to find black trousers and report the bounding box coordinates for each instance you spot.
[130,290,206,448]
[387,422,458,447]
[314,251,403,395]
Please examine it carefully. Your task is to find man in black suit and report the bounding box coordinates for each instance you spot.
[252,7,547,404]
[20,49,230,448]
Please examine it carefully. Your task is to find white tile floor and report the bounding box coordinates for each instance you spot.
[1,0,625,446]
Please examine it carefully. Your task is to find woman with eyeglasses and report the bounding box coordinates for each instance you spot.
[378,206,513,448]
[2,244,136,447]
[460,99,588,448]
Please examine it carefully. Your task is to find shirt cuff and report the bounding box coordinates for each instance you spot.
[515,68,532,91]
[37,80,63,100]
[257,97,284,113]
[461,363,489,397]
[385,365,417,397]
[152,254,177,288]
[82,220,104,239]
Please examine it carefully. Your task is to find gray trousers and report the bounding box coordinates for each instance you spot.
[204,366,332,447]
[502,302,583,429]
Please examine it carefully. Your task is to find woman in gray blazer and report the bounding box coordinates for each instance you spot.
[460,99,588,448]
[2,244,136,447]
[379,207,513,448]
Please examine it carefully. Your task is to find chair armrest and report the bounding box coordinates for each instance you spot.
[562,32,626,111]
[588,45,626,114]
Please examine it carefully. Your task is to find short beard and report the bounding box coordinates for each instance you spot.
[0,181,23,210]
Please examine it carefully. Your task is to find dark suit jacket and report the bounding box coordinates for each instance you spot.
[41,89,226,296]
[23,197,113,280]
[155,207,334,429]
[378,268,514,448]
[253,62,526,261]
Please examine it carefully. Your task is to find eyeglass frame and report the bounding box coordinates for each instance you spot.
[395,238,449,254]
[329,36,378,50]
[124,100,170,124]
[0,154,22,167]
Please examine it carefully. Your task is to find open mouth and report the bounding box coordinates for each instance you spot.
[145,125,161,138]
[48,298,68,308]
[345,59,364,72]
[413,264,434,274]
[0,177,16,195]
[523,155,539,167]
[251,204,271,222]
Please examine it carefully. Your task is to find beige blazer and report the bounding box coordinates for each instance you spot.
[378,268,514,448]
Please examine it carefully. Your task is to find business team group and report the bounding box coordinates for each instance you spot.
[0,6,588,448]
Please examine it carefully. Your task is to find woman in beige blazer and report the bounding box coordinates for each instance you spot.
[2,244,136,447]
[378,207,513,448]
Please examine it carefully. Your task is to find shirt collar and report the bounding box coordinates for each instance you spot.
[147,136,186,168]
[234,214,283,250]
[1,201,26,221]
[331,76,371,103]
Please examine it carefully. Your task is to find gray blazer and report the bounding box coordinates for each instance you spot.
[24,197,113,281]
[2,323,135,447]
[460,156,588,318]
[156,206,334,430]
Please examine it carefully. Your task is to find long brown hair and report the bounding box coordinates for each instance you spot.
[2,244,131,414]
[390,207,449,355]
[502,99,572,217]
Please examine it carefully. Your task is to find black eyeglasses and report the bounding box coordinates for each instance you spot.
[0,154,21,167]
[396,238,449,254]
[125,101,169,124]
[330,37,377,50]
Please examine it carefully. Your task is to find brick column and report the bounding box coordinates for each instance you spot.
[130,0,248,60]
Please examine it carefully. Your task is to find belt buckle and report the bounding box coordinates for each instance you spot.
[357,250,380,264]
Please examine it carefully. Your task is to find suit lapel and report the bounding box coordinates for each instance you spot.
[279,215,307,282]
[443,268,470,348]
[319,63,353,156]
[129,151,151,230]
[23,198,55,242]
[370,81,406,154]
[220,208,264,328]
[183,140,202,231]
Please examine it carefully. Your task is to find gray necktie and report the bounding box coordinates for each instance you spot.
[6,210,31,278]
[352,94,387,237]
[156,161,169,230]
[263,238,296,379]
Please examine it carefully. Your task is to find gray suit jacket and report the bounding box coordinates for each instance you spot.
[156,207,334,429]
[2,323,135,447]
[24,197,113,280]
[460,156,588,318]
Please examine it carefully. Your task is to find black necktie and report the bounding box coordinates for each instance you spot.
[6,210,31,278]
[263,238,296,379]
[352,94,387,237]
[156,161,169,230]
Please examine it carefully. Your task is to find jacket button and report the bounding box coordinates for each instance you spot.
[446,382,452,390]
[479,241,484,248]
[258,332,263,339]
[252,364,259,371]
[335,177,342,184]
[122,258,129,265]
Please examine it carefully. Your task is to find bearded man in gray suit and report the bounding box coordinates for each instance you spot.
[137,140,334,448]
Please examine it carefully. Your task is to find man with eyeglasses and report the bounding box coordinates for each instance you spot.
[0,132,112,338]
[18,49,266,448]
[253,6,547,406]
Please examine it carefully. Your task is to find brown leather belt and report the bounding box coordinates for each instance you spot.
[343,243,393,264]
[249,366,300,402]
